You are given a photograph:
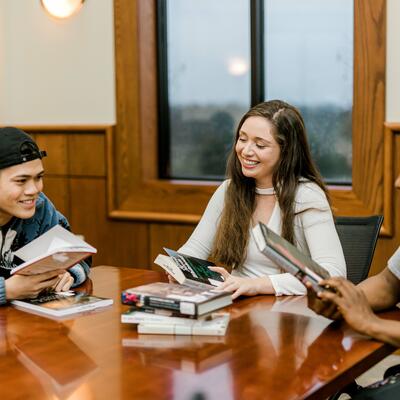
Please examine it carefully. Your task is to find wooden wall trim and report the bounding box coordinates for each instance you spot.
[383,122,400,236]
[111,0,388,229]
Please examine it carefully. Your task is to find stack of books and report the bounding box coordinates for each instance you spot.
[121,249,232,336]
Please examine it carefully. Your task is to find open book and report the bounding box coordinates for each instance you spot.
[252,222,330,292]
[11,225,96,275]
[154,248,224,289]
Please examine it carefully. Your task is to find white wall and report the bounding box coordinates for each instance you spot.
[0,0,115,125]
[0,0,398,124]
[386,0,400,122]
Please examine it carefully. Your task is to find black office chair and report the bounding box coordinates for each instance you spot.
[335,215,383,284]
[328,215,383,400]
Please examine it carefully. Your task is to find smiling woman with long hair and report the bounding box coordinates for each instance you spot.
[178,100,346,299]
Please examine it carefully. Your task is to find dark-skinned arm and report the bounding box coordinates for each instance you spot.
[316,274,400,347]
[358,267,400,311]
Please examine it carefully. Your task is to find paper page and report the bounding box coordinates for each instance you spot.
[14,225,96,262]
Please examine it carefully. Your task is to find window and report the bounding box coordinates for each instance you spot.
[112,0,390,234]
[158,0,353,184]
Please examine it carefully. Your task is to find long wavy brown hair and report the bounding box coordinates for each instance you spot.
[210,100,328,270]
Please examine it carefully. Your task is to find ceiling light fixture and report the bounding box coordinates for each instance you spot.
[41,0,85,19]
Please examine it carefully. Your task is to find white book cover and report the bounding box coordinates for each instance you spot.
[11,225,96,275]
[12,291,113,318]
[137,313,230,336]
[121,309,210,325]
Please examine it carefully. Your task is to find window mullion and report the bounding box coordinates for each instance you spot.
[250,0,265,106]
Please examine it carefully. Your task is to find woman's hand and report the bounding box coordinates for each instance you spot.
[209,266,271,299]
[53,271,74,292]
[5,270,63,300]
[311,277,379,333]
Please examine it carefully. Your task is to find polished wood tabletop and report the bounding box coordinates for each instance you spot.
[0,266,398,400]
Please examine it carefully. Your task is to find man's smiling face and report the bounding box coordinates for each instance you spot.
[0,159,44,226]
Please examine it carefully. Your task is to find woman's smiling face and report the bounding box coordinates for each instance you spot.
[235,116,281,187]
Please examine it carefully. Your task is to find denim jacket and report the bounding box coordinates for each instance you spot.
[0,193,91,305]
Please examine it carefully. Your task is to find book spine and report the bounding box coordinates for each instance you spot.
[122,312,197,325]
[137,323,225,336]
[125,305,198,319]
[121,292,197,316]
[136,313,229,335]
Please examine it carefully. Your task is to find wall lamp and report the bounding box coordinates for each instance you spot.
[41,0,85,19]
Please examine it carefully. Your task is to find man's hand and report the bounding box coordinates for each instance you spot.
[5,270,63,300]
[309,277,380,334]
[306,282,342,320]
[53,271,74,292]
[209,266,271,299]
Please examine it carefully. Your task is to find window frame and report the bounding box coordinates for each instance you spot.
[110,0,391,235]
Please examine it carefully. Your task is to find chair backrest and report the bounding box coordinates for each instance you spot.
[335,215,383,284]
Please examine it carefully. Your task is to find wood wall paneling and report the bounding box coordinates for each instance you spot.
[369,124,400,276]
[35,133,68,175]
[41,176,70,220]
[69,177,149,269]
[68,134,106,177]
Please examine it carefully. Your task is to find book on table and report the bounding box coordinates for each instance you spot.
[136,313,230,336]
[11,224,96,276]
[12,291,113,318]
[122,308,230,336]
[252,221,331,292]
[121,281,232,318]
[154,248,224,289]
[121,304,206,320]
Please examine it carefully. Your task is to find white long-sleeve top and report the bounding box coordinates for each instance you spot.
[179,180,346,295]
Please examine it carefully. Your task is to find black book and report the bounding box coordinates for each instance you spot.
[252,222,330,292]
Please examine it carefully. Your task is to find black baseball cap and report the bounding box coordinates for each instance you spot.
[0,127,47,170]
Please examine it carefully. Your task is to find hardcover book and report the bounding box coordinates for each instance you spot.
[252,222,330,291]
[136,313,230,336]
[121,308,193,325]
[154,248,224,289]
[121,305,208,320]
[12,291,113,318]
[11,225,96,276]
[121,282,232,317]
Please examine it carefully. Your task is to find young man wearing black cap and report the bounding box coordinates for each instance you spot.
[0,127,90,305]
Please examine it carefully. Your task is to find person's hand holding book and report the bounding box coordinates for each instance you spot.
[307,278,379,334]
[52,271,74,292]
[5,270,64,300]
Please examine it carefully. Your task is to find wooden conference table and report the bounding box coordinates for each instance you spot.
[0,266,398,400]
